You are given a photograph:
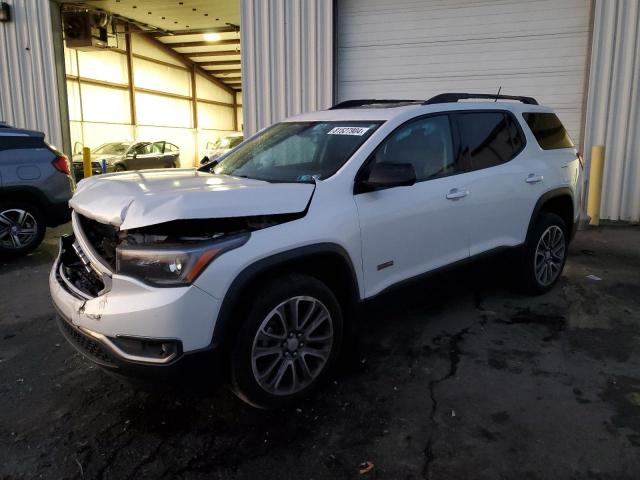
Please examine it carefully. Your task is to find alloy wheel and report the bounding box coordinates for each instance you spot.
[251,296,334,396]
[534,225,566,286]
[0,209,38,250]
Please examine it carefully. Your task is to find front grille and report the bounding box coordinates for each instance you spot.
[77,214,119,270]
[58,235,106,298]
[57,316,117,368]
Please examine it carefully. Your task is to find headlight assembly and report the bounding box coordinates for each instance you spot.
[116,233,249,287]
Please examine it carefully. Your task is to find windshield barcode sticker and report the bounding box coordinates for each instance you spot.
[327,126,370,136]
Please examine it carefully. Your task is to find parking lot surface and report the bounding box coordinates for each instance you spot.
[1,225,639,479]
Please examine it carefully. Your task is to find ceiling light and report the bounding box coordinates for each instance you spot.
[204,32,221,41]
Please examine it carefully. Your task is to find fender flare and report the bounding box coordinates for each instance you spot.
[525,187,575,243]
[210,243,361,350]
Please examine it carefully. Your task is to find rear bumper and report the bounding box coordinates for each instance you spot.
[50,234,224,380]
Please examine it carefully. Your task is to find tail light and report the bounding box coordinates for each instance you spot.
[52,155,71,175]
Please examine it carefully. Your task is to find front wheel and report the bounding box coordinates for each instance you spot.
[230,274,343,409]
[518,212,568,295]
[114,164,126,172]
[0,201,46,257]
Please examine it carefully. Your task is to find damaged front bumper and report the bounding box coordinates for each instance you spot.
[50,234,224,378]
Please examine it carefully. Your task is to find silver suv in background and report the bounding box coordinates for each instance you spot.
[200,134,244,164]
[0,124,74,257]
[72,141,181,180]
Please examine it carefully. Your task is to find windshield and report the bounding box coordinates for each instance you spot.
[92,142,130,155]
[213,122,381,182]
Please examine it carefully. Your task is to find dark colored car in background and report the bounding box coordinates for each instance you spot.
[0,123,74,257]
[72,141,180,180]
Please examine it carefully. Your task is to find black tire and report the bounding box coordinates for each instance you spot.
[0,201,46,258]
[114,164,126,172]
[229,273,343,409]
[518,212,568,295]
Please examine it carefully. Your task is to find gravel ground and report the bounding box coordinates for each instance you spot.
[1,224,639,479]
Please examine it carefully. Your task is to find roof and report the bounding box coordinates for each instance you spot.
[0,125,44,137]
[286,101,554,123]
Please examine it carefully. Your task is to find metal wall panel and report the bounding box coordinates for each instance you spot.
[583,0,640,222]
[336,0,591,145]
[0,0,64,149]
[240,0,334,136]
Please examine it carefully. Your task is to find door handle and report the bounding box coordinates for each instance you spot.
[525,174,544,184]
[446,188,468,200]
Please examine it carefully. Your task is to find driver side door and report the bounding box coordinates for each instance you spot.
[354,114,471,297]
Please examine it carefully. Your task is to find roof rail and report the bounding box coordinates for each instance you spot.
[330,99,424,109]
[424,93,538,105]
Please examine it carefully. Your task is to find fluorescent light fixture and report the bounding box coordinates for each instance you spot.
[204,32,221,42]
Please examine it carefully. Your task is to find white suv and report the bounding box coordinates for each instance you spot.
[50,93,583,408]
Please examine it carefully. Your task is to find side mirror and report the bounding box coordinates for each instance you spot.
[359,162,416,191]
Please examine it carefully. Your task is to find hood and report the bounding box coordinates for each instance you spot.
[69,169,315,230]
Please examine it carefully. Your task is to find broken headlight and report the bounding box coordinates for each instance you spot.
[115,233,249,287]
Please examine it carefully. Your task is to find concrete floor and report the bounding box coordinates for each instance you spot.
[1,225,639,479]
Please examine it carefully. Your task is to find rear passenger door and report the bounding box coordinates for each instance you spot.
[451,111,543,255]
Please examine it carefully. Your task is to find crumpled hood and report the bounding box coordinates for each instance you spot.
[70,169,315,230]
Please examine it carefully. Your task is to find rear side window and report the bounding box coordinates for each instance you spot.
[0,135,46,151]
[522,112,574,149]
[453,112,524,170]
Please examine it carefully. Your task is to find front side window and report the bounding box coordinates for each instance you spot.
[213,121,381,183]
[523,112,574,150]
[454,112,523,171]
[368,115,456,182]
[131,143,151,155]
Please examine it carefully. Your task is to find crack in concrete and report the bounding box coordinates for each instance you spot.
[423,326,470,479]
[95,436,135,480]
[126,438,166,480]
[423,292,486,479]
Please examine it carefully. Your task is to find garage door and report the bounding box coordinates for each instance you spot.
[337,0,592,145]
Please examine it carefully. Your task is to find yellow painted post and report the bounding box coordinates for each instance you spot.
[82,147,92,178]
[587,145,605,226]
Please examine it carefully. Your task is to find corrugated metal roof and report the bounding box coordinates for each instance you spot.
[584,0,640,222]
[0,0,64,149]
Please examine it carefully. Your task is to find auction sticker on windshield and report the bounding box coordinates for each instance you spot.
[327,126,370,136]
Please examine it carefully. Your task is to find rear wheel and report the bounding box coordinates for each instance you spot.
[0,201,46,257]
[230,274,343,409]
[518,212,568,294]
